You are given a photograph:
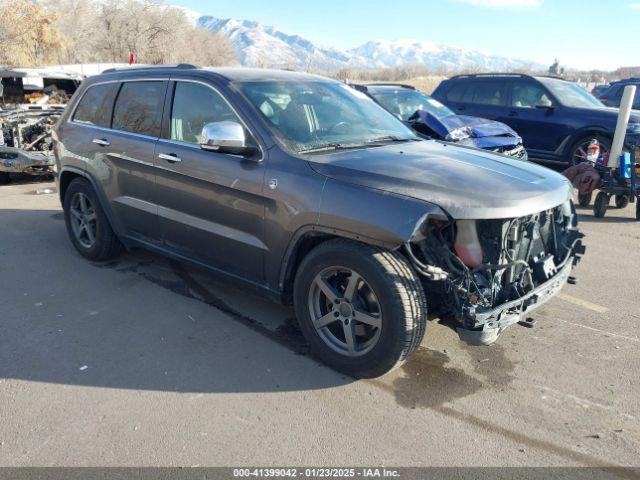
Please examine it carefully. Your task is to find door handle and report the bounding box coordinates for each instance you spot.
[158,153,182,163]
[508,111,518,117]
[92,138,110,146]
[457,106,466,112]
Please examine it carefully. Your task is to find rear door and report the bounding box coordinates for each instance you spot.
[64,79,167,243]
[103,80,167,244]
[153,78,268,282]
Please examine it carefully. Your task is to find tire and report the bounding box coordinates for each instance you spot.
[578,192,592,207]
[615,195,629,209]
[63,178,122,261]
[568,134,611,166]
[636,201,640,221]
[593,192,609,218]
[293,239,427,378]
[0,172,10,185]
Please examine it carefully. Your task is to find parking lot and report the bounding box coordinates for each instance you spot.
[0,177,639,468]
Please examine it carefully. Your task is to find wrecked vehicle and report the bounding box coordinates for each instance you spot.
[55,67,584,378]
[353,83,528,159]
[1,68,82,184]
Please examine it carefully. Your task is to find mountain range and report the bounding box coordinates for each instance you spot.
[197,15,544,73]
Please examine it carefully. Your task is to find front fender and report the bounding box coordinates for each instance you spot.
[318,177,448,248]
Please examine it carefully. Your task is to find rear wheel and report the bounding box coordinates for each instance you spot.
[594,192,609,218]
[578,192,592,207]
[615,195,629,209]
[293,239,427,378]
[636,201,640,221]
[569,135,611,166]
[0,172,10,185]
[63,178,122,261]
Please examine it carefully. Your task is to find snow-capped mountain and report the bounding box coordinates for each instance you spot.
[198,17,352,71]
[198,15,544,72]
[351,39,540,71]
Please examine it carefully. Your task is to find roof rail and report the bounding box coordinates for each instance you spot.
[365,82,416,90]
[101,64,197,74]
[447,72,563,81]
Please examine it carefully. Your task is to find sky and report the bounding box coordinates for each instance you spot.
[167,0,640,71]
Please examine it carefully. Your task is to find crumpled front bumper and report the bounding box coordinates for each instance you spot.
[0,147,55,175]
[457,238,585,346]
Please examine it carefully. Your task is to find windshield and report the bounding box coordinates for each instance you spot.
[371,89,454,121]
[237,80,418,153]
[538,78,605,109]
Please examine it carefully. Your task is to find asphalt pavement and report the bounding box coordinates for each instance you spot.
[0,178,638,468]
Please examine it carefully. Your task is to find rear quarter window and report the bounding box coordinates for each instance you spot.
[112,81,165,137]
[72,83,119,128]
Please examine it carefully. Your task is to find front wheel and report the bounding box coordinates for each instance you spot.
[293,239,427,378]
[568,135,611,166]
[0,172,10,185]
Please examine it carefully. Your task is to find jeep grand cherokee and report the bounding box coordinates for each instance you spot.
[54,66,585,378]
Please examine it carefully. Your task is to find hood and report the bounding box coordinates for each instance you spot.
[572,106,640,124]
[408,111,521,146]
[307,140,571,220]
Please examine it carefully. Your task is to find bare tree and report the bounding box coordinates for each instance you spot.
[0,0,66,66]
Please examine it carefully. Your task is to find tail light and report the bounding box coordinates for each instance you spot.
[454,220,483,267]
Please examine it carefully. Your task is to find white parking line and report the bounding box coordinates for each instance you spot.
[553,317,640,343]
[556,293,609,313]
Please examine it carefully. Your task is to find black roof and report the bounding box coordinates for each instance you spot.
[97,65,333,83]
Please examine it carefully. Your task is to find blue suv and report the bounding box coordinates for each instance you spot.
[598,78,640,109]
[432,73,640,165]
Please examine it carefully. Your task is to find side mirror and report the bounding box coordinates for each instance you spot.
[535,100,554,109]
[199,121,256,156]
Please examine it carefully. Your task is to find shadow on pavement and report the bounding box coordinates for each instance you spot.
[0,208,353,394]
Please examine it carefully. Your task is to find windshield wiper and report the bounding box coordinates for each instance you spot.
[298,136,419,154]
[365,135,420,144]
[298,143,367,154]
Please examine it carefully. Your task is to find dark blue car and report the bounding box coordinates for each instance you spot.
[432,73,640,165]
[353,83,527,159]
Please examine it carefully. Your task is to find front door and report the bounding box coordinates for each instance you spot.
[153,80,268,282]
[506,81,569,159]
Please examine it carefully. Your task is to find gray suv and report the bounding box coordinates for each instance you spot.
[54,66,585,378]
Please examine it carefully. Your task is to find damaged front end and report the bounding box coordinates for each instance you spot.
[0,107,60,177]
[406,201,585,345]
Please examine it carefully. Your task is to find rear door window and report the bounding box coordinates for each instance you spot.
[471,81,507,106]
[72,83,119,128]
[112,81,165,137]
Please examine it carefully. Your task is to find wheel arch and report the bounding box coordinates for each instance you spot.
[563,127,612,158]
[58,167,123,242]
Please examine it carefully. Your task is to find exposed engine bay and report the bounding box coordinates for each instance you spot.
[0,106,61,178]
[407,200,585,345]
[0,69,82,182]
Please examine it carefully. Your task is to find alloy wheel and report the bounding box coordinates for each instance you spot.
[69,192,97,249]
[572,139,609,165]
[307,266,382,357]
